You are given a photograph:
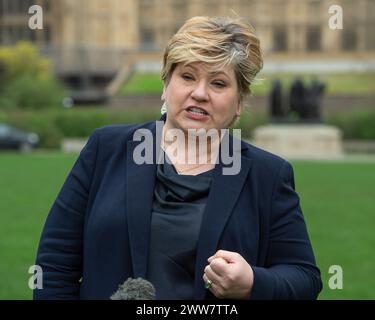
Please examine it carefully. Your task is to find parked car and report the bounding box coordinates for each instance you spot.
[0,124,39,152]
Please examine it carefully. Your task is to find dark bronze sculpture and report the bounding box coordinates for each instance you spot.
[269,77,325,123]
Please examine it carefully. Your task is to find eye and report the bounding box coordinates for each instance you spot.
[212,81,226,88]
[181,73,194,81]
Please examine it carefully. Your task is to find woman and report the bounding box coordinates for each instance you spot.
[34,16,322,300]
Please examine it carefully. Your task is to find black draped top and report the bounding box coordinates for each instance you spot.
[146,154,214,299]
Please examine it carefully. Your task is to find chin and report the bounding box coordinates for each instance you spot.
[183,123,210,132]
[182,118,211,129]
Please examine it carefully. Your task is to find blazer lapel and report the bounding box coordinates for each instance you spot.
[126,121,160,278]
[194,137,252,300]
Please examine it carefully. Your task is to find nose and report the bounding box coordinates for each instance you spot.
[191,80,209,102]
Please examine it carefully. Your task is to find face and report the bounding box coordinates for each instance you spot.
[162,62,241,133]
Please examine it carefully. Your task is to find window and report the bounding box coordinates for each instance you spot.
[43,25,51,43]
[11,0,20,14]
[43,0,51,13]
[306,26,321,51]
[365,23,375,50]
[1,0,23,15]
[140,28,154,50]
[342,28,358,51]
[273,27,288,52]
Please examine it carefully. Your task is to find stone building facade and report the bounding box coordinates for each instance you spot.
[1,0,374,54]
[1,0,374,96]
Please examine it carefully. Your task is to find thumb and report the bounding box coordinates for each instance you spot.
[208,250,240,264]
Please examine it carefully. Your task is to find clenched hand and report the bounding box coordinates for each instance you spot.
[203,250,254,299]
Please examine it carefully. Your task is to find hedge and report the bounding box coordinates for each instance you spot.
[326,109,375,140]
[0,108,161,148]
[0,108,374,149]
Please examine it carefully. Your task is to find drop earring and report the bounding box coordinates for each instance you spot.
[161,102,167,115]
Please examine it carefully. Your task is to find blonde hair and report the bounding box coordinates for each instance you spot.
[161,16,263,102]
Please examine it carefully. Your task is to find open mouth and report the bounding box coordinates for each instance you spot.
[186,106,209,116]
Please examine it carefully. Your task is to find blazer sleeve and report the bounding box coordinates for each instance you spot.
[250,161,323,300]
[33,130,99,299]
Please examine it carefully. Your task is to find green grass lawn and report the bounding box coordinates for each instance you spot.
[292,161,375,299]
[117,72,375,97]
[0,153,374,299]
[117,73,164,96]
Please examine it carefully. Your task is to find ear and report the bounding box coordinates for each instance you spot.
[235,100,241,117]
[161,86,166,101]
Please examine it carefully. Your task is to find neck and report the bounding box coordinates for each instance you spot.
[161,124,222,166]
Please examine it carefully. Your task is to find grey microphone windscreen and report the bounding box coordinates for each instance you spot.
[110,277,156,300]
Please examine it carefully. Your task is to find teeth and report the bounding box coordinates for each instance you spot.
[188,107,207,115]
[190,110,205,115]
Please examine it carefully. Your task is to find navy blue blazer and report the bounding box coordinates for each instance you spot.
[34,118,322,300]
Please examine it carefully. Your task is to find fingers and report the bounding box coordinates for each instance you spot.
[203,267,231,299]
[206,257,227,276]
[203,257,231,298]
[204,252,239,287]
[208,250,241,264]
[203,274,216,296]
[202,272,221,297]
[204,258,225,283]
[204,250,254,299]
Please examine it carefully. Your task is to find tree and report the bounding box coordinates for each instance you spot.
[0,42,65,110]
